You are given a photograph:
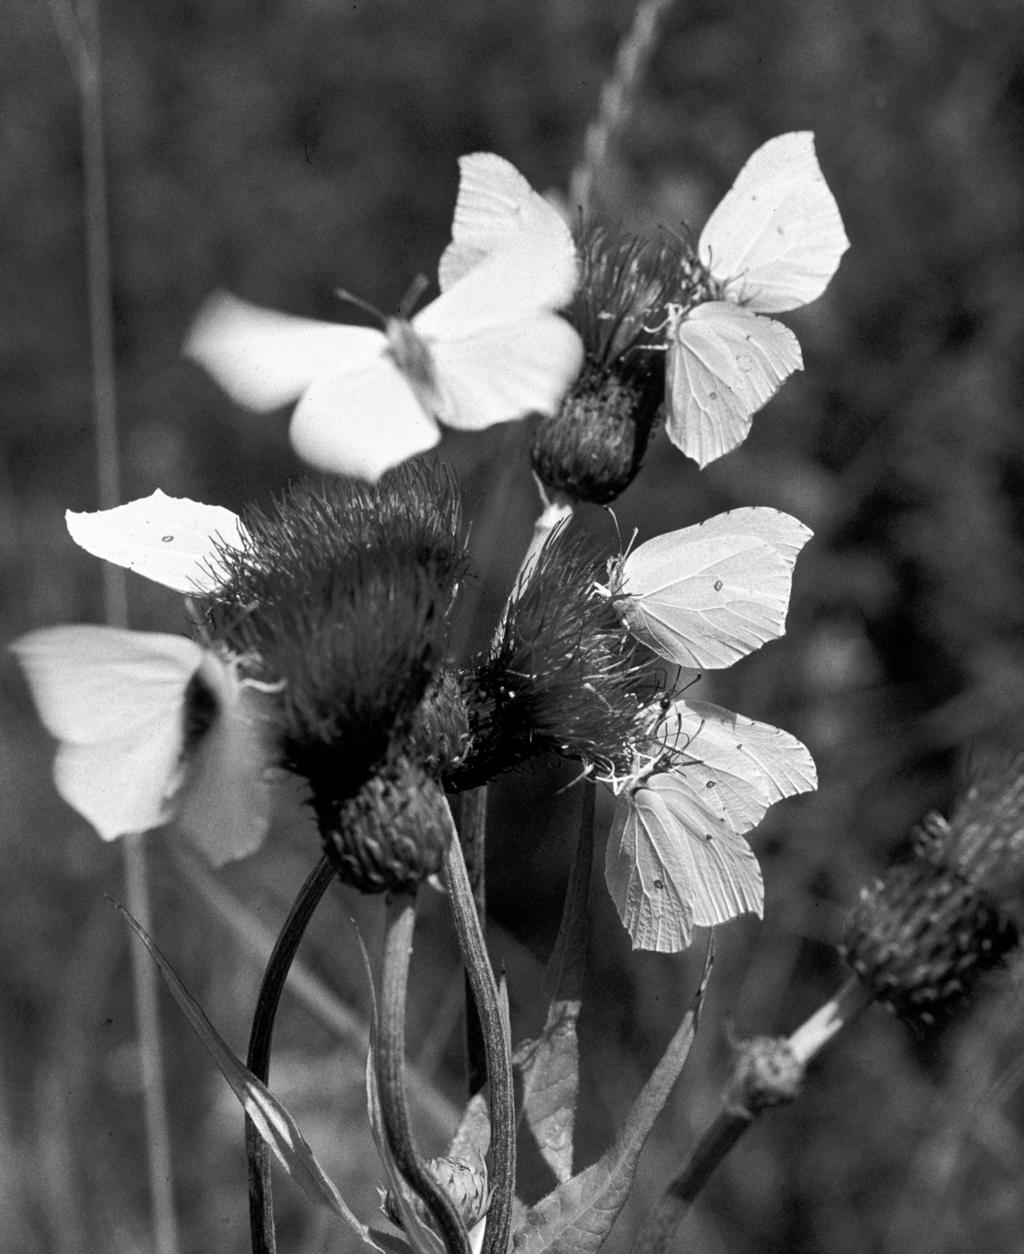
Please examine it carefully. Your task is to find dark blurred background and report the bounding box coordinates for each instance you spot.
[5,0,1024,1251]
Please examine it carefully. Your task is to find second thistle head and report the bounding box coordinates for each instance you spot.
[205,463,469,891]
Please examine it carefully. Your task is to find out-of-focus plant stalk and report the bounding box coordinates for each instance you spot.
[570,0,677,213]
[442,819,515,1254]
[44,1,179,1250]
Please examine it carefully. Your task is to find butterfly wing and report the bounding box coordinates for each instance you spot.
[176,654,275,866]
[11,626,203,840]
[662,698,818,824]
[429,314,583,430]
[438,152,576,291]
[416,238,583,430]
[185,290,384,411]
[665,301,802,467]
[606,772,762,952]
[288,353,441,480]
[618,507,812,669]
[698,132,849,314]
[66,491,246,595]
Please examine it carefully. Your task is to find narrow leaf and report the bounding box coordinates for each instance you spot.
[512,793,594,1184]
[513,946,713,1254]
[115,902,381,1250]
[448,1092,492,1162]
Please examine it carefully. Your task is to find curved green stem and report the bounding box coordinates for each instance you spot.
[246,854,337,1254]
[632,976,873,1254]
[457,786,489,1095]
[443,819,515,1254]
[377,891,472,1254]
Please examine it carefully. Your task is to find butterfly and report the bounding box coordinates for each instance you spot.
[185,156,583,482]
[665,131,849,467]
[11,625,274,865]
[66,490,246,595]
[605,698,817,952]
[610,507,812,670]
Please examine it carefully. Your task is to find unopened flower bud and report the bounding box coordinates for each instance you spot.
[383,1149,489,1233]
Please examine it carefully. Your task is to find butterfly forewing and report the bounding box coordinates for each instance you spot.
[66,491,246,596]
[698,132,849,314]
[439,152,576,292]
[11,626,205,840]
[619,508,811,669]
[665,698,818,811]
[185,290,384,411]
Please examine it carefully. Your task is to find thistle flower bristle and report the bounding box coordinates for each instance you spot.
[449,521,654,789]
[205,463,467,806]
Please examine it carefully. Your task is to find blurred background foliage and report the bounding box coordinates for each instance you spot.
[5,0,1024,1251]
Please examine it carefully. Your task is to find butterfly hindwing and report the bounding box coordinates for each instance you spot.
[606,771,762,952]
[665,301,802,467]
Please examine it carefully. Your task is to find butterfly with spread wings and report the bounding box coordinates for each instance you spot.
[185,154,583,481]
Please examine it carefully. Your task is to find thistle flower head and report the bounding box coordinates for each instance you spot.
[205,464,467,814]
[449,522,653,789]
[531,225,696,505]
[843,749,1024,1027]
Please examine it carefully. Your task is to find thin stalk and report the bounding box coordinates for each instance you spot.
[246,855,337,1254]
[569,0,677,214]
[632,976,873,1254]
[442,822,515,1254]
[458,786,489,1096]
[48,0,177,1247]
[378,892,472,1254]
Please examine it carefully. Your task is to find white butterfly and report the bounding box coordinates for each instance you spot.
[185,157,583,482]
[11,625,274,865]
[611,507,812,669]
[665,132,849,467]
[605,698,817,952]
[438,151,577,292]
[66,490,246,595]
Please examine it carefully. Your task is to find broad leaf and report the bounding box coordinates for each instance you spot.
[512,809,594,1183]
[513,946,713,1254]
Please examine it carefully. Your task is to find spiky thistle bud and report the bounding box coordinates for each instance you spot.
[843,749,1024,1026]
[205,464,469,889]
[531,226,692,505]
[448,522,653,789]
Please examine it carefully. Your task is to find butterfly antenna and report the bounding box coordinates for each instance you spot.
[397,272,431,319]
[335,288,387,327]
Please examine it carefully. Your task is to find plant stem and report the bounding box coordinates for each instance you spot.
[632,976,873,1254]
[442,821,515,1254]
[378,891,472,1254]
[458,786,489,1096]
[245,854,337,1254]
[53,0,178,1248]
